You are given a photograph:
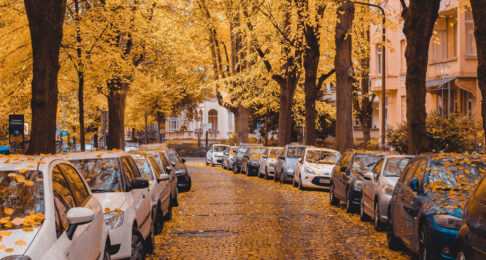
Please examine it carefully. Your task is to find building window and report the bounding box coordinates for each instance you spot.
[400,40,406,73]
[466,10,477,56]
[431,13,457,61]
[169,116,179,132]
[376,45,383,75]
[208,109,218,131]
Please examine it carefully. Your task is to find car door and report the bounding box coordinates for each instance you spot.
[150,157,170,211]
[363,159,384,214]
[335,152,352,200]
[48,164,101,260]
[160,152,177,197]
[391,159,416,238]
[121,156,152,239]
[260,149,268,174]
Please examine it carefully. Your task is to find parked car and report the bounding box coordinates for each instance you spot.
[387,154,485,260]
[258,147,283,179]
[233,143,262,174]
[165,149,191,192]
[360,155,414,230]
[456,174,486,260]
[206,144,229,166]
[329,149,384,212]
[67,151,154,259]
[138,148,179,209]
[275,144,307,183]
[131,152,171,234]
[0,156,110,260]
[222,146,238,170]
[241,146,266,176]
[293,147,340,190]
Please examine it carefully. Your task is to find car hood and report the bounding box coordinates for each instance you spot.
[94,192,130,211]
[424,190,471,218]
[307,163,334,172]
[0,227,40,258]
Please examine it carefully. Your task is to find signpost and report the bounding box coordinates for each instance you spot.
[9,115,24,153]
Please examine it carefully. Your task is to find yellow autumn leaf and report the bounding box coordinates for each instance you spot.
[24,180,34,186]
[0,231,11,237]
[4,208,13,216]
[14,240,26,246]
[5,248,13,253]
[0,245,4,250]
[104,208,111,213]
[21,227,34,232]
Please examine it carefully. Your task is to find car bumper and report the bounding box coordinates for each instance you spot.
[212,157,223,164]
[282,170,294,181]
[427,216,459,259]
[267,166,275,176]
[109,222,133,259]
[301,175,331,189]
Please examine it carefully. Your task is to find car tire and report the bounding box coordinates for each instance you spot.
[330,183,340,206]
[154,204,164,235]
[184,177,192,192]
[143,224,155,254]
[280,171,285,183]
[345,187,355,213]
[292,176,298,187]
[360,196,369,221]
[211,159,214,167]
[171,190,179,208]
[222,163,226,170]
[164,203,173,221]
[374,200,383,231]
[131,230,145,260]
[386,221,402,251]
[456,246,468,260]
[298,176,305,191]
[418,223,432,260]
[274,171,279,182]
[233,165,238,174]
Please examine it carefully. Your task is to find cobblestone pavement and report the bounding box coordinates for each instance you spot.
[151,162,413,259]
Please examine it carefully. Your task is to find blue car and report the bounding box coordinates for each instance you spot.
[387,153,485,259]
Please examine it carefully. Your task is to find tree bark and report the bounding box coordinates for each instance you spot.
[401,0,440,154]
[470,0,486,151]
[106,80,129,150]
[235,105,249,144]
[334,1,355,153]
[74,0,86,152]
[24,0,67,154]
[278,77,297,146]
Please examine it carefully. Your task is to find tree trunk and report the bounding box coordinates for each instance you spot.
[235,105,249,143]
[278,77,298,146]
[303,32,320,146]
[334,1,355,153]
[401,0,441,154]
[78,70,85,151]
[106,81,129,150]
[470,0,486,151]
[24,0,66,155]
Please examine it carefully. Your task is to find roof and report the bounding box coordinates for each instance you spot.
[426,76,458,92]
[60,150,130,160]
[306,147,340,153]
[0,155,60,172]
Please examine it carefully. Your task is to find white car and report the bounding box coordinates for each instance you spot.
[293,147,341,190]
[258,147,283,179]
[131,153,171,234]
[206,144,229,166]
[66,151,154,260]
[0,155,110,260]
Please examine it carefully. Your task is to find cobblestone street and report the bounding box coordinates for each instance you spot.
[152,161,413,259]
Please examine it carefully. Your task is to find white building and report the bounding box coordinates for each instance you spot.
[162,98,235,141]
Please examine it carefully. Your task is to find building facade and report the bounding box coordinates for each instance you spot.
[162,98,235,141]
[369,1,479,144]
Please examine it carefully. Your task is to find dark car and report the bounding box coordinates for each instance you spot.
[241,146,266,176]
[329,149,384,212]
[166,149,191,192]
[275,144,307,183]
[455,173,486,260]
[233,143,262,174]
[387,154,485,260]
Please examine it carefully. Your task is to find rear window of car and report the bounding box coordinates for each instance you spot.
[71,158,123,193]
[383,157,412,177]
[351,153,383,171]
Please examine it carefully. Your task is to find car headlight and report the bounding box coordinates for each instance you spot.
[382,184,394,195]
[434,214,462,230]
[2,256,32,260]
[104,210,124,229]
[304,166,315,175]
[354,180,364,191]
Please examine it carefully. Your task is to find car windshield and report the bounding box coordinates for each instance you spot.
[427,158,484,191]
[351,153,383,171]
[250,148,266,160]
[71,158,123,193]
[213,146,227,152]
[384,157,412,177]
[305,150,340,164]
[287,147,306,158]
[269,149,282,158]
[0,170,45,230]
[133,156,155,181]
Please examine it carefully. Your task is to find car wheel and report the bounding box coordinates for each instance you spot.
[292,176,297,187]
[164,203,173,221]
[130,231,145,260]
[386,220,402,250]
[330,183,340,206]
[280,171,285,183]
[222,162,226,170]
[265,168,269,180]
[374,200,383,231]
[360,196,369,221]
[184,177,192,192]
[233,165,238,174]
[211,159,214,167]
[298,176,305,191]
[456,248,468,260]
[419,223,432,260]
[206,160,209,166]
[143,224,155,254]
[154,204,164,235]
[274,171,279,182]
[345,188,354,213]
[171,190,179,208]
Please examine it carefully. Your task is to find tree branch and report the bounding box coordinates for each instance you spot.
[317,69,335,92]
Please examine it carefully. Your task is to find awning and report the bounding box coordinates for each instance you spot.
[426,76,458,92]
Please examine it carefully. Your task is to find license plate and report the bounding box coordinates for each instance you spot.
[319,178,328,184]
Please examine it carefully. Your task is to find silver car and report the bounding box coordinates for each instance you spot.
[258,147,283,179]
[206,144,229,166]
[223,146,238,170]
[360,155,414,230]
[275,144,307,183]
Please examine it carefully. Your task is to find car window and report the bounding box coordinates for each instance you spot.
[57,164,90,206]
[402,159,426,185]
[474,176,486,204]
[71,158,124,192]
[149,157,161,178]
[372,159,384,181]
[340,152,352,167]
[351,154,383,171]
[287,147,306,158]
[121,157,136,182]
[214,146,227,152]
[269,149,281,159]
[159,152,171,168]
[384,157,413,178]
[127,156,141,178]
[134,156,155,181]
[53,195,71,238]
[52,166,77,208]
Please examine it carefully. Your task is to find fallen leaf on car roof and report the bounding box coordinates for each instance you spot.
[14,240,26,246]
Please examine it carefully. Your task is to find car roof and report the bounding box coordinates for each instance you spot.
[60,150,131,160]
[0,155,61,171]
[306,147,339,152]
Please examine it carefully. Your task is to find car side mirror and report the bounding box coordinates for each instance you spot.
[340,166,348,174]
[165,166,172,173]
[410,178,419,192]
[364,171,373,181]
[180,158,186,163]
[158,174,170,183]
[66,207,95,240]
[131,178,149,189]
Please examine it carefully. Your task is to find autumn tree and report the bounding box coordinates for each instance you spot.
[24,0,67,154]
[334,0,355,153]
[400,0,441,154]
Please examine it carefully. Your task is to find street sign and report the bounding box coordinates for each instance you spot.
[201,123,212,131]
[9,114,24,152]
[61,130,69,137]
